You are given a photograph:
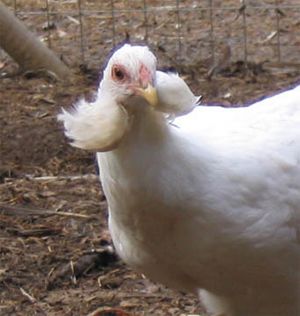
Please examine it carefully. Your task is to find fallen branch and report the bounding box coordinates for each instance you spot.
[47,247,118,290]
[0,3,72,80]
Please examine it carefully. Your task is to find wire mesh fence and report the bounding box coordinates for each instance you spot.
[2,0,300,70]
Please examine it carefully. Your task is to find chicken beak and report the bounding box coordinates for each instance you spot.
[135,84,158,107]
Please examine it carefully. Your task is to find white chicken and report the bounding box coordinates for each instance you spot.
[58,44,300,316]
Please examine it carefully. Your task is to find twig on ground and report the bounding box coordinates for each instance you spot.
[25,174,98,181]
[19,287,47,315]
[19,287,36,303]
[0,203,94,219]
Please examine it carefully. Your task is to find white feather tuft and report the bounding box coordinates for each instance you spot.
[155,71,201,116]
[57,96,129,152]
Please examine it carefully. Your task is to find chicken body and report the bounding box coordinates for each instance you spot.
[98,86,300,316]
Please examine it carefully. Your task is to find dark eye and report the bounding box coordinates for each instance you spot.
[112,66,125,81]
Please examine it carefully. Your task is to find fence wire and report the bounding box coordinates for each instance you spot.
[5,1,300,69]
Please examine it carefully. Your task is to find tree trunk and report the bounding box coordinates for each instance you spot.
[0,3,71,80]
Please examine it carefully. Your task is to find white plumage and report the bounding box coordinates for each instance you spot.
[58,44,300,316]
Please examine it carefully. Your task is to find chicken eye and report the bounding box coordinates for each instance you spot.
[112,66,126,81]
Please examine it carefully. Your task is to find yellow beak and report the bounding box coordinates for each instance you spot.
[135,84,158,107]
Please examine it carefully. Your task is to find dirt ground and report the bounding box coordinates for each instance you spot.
[1,1,300,316]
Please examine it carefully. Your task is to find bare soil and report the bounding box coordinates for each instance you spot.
[1,1,299,315]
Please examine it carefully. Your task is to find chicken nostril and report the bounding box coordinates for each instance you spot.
[139,63,152,88]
